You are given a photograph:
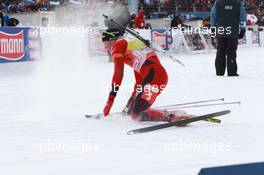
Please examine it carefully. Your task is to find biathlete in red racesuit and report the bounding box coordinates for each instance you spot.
[102,29,189,122]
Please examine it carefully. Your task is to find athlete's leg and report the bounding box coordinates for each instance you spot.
[130,64,189,122]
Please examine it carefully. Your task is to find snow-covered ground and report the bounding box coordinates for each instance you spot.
[0,40,264,175]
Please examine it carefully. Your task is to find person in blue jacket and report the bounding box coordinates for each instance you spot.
[210,0,247,76]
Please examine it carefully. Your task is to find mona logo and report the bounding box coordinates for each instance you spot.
[0,31,25,61]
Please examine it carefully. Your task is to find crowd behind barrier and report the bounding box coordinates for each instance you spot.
[2,1,263,15]
[88,28,264,56]
[0,0,263,63]
[1,1,263,27]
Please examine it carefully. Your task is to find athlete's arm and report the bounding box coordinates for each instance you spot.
[110,38,127,94]
[111,57,124,96]
[103,38,127,116]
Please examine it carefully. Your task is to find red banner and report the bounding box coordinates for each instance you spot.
[0,31,25,61]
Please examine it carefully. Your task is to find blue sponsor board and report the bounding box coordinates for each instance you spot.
[199,162,264,175]
[252,31,260,44]
[151,29,172,50]
[181,12,210,20]
[0,27,41,63]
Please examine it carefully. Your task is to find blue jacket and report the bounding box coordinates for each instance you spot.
[210,0,247,27]
[210,0,247,38]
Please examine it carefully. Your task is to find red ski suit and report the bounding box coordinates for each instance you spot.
[109,38,168,120]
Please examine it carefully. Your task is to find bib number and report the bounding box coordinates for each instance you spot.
[132,48,153,72]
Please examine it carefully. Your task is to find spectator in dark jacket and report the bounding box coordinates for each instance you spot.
[210,0,247,76]
[171,13,183,28]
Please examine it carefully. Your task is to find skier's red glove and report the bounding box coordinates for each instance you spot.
[103,95,115,116]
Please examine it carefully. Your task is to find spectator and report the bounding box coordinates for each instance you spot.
[7,18,19,26]
[210,0,247,76]
[3,12,9,26]
[145,22,152,29]
[134,9,145,29]
[127,13,136,28]
[171,13,183,28]
[0,9,4,26]
[202,16,211,28]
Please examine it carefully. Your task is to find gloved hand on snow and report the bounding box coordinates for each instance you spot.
[103,95,115,116]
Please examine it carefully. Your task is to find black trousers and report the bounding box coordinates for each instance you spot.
[215,38,238,76]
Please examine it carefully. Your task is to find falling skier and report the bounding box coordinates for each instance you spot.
[102,28,189,122]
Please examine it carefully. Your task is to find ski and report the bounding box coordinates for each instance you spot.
[85,98,227,119]
[85,100,238,119]
[84,113,221,123]
[203,117,221,123]
[127,110,231,135]
[189,115,221,124]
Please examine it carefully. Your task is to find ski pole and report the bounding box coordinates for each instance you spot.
[106,98,226,116]
[165,101,241,110]
[155,98,225,109]
[102,14,185,67]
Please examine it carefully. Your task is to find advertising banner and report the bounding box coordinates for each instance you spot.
[151,29,172,50]
[0,27,41,63]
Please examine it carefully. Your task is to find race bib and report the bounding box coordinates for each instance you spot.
[132,48,154,72]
